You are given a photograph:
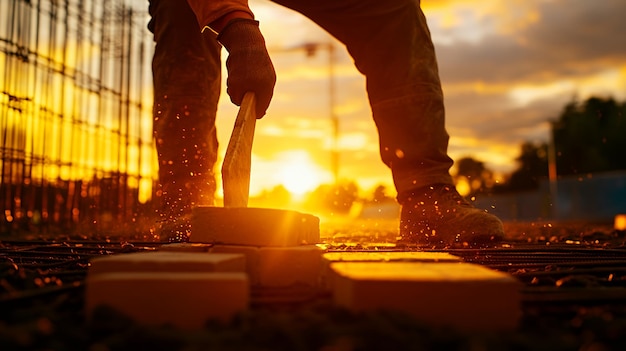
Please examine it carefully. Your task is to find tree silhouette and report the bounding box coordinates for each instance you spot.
[506,142,549,191]
[371,185,392,203]
[552,97,626,175]
[495,96,625,193]
[453,156,494,195]
[306,181,359,214]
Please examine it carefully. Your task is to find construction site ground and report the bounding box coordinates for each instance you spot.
[2,219,626,351]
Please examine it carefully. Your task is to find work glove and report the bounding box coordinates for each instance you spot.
[218,19,276,118]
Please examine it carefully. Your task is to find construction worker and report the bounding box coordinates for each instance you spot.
[148,0,504,247]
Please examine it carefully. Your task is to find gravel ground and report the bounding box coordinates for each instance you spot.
[2,219,626,351]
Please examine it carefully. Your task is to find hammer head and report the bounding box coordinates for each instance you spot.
[191,206,320,246]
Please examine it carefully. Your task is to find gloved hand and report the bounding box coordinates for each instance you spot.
[218,19,276,119]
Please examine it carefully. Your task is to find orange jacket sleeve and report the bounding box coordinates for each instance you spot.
[186,0,254,31]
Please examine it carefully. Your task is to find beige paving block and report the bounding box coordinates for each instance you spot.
[88,251,245,276]
[191,206,320,246]
[323,251,461,264]
[331,262,522,331]
[258,245,325,287]
[211,245,261,285]
[211,245,325,288]
[321,251,461,290]
[159,243,212,252]
[86,272,248,329]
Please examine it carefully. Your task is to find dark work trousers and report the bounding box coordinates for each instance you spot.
[148,0,454,218]
[148,0,220,221]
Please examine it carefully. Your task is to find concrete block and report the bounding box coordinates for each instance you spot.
[159,242,212,252]
[258,245,324,287]
[322,251,461,264]
[331,262,522,331]
[321,251,461,290]
[86,272,248,329]
[191,206,320,246]
[88,251,245,276]
[211,245,325,288]
[211,245,261,285]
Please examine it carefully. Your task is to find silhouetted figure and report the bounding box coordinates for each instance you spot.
[147,0,504,247]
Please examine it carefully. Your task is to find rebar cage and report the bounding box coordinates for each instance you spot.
[1,0,157,236]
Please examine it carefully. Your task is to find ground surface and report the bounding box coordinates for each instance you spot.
[2,219,626,350]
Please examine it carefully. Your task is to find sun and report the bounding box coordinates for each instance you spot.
[279,163,318,196]
[276,151,331,197]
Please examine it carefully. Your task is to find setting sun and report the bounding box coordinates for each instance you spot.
[275,150,332,197]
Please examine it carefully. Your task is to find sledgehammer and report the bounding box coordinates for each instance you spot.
[191,92,320,246]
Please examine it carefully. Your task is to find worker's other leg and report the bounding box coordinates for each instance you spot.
[149,0,220,241]
[274,0,503,247]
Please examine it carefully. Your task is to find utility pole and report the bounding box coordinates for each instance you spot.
[327,44,339,184]
[548,121,559,219]
[284,42,339,184]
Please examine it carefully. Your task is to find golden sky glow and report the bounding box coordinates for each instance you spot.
[3,0,625,207]
[206,0,626,199]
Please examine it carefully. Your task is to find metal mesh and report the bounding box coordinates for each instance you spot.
[1,0,156,236]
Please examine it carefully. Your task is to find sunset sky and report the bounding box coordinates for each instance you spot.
[209,0,626,198]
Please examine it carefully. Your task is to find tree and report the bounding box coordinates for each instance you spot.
[506,142,549,191]
[371,185,392,203]
[552,97,626,175]
[306,181,359,214]
[453,156,494,196]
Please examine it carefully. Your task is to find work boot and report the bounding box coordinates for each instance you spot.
[398,184,504,248]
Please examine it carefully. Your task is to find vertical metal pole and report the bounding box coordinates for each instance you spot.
[41,0,58,230]
[548,121,559,219]
[71,0,85,225]
[137,38,145,209]
[122,7,134,221]
[20,0,35,231]
[328,43,339,184]
[95,0,111,233]
[117,5,127,223]
[85,0,97,228]
[61,0,73,229]
[29,0,43,232]
[0,0,18,227]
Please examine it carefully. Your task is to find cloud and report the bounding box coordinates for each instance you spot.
[436,0,626,85]
[428,0,626,174]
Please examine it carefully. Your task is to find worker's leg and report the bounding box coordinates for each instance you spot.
[273,0,503,246]
[148,0,220,240]
[273,0,452,195]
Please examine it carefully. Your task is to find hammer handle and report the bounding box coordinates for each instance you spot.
[222,92,257,208]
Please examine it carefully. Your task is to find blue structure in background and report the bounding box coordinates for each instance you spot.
[475,171,626,222]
